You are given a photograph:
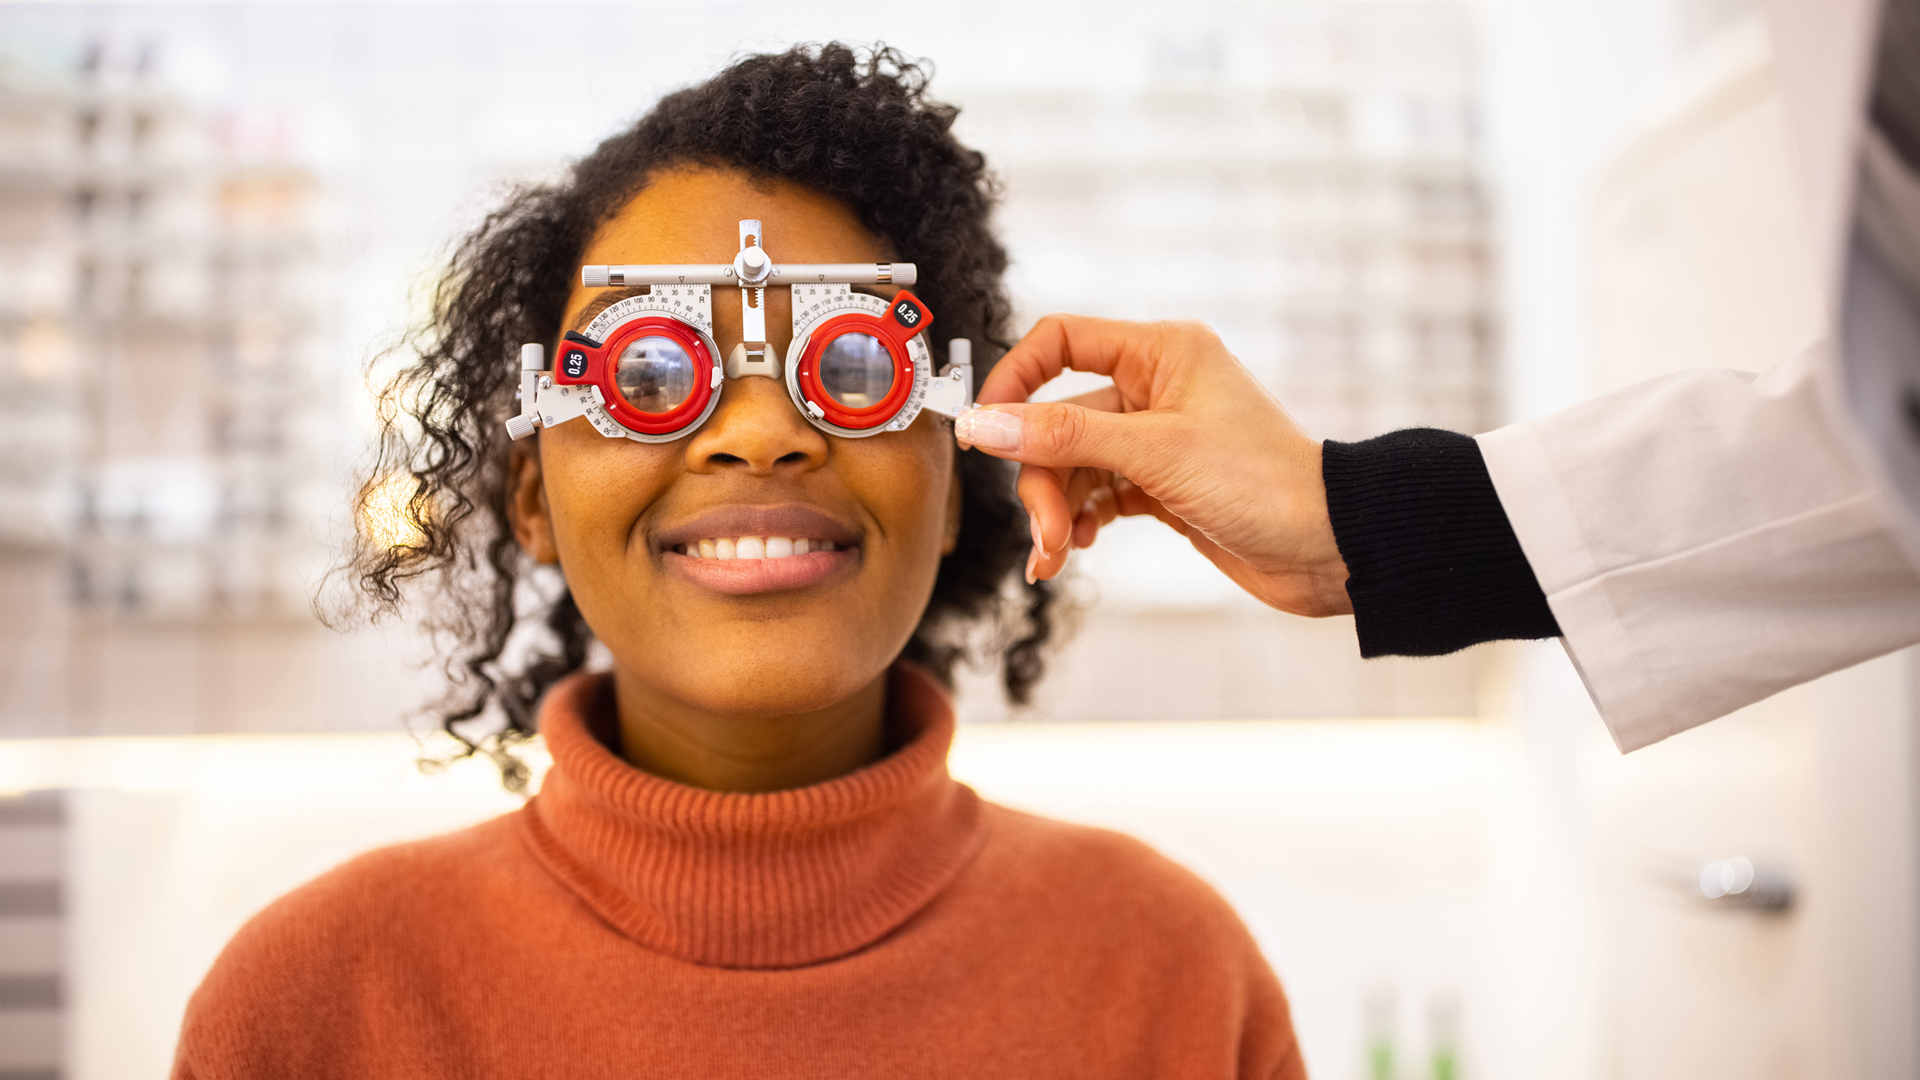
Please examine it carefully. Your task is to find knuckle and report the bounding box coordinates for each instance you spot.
[1043,403,1090,454]
[1169,319,1221,348]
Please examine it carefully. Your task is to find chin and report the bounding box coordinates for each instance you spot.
[683,670,871,720]
[656,634,894,719]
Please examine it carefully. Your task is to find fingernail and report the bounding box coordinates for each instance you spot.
[1029,513,1044,554]
[955,407,1022,452]
[1025,548,1039,585]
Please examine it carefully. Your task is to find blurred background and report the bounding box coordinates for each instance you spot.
[0,1,1912,1078]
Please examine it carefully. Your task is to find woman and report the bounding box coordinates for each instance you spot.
[173,45,1305,1079]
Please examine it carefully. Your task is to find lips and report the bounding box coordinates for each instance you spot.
[665,548,854,594]
[653,502,861,595]
[654,503,860,554]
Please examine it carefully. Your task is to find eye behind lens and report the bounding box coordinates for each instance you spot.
[615,335,696,414]
[817,332,895,410]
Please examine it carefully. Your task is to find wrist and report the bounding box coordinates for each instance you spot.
[1301,440,1354,615]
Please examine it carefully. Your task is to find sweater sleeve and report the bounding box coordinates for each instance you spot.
[1322,428,1560,657]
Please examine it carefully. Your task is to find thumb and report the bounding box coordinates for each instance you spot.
[955,402,1156,477]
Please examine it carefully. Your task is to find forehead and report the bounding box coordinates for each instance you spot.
[562,167,889,331]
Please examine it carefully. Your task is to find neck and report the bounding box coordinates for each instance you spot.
[609,670,889,793]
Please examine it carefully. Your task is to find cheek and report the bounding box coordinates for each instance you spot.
[539,433,678,586]
[845,424,955,581]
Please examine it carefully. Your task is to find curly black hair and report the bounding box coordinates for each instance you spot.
[332,43,1057,787]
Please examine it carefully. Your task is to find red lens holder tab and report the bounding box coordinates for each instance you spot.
[792,288,935,431]
[570,316,718,436]
[888,293,929,334]
[555,332,599,384]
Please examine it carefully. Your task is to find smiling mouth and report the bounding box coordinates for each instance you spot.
[674,536,847,560]
[655,504,862,595]
[664,542,855,595]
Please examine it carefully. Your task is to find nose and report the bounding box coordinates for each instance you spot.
[684,373,829,474]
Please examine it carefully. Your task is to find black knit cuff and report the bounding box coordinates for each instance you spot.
[1323,429,1560,657]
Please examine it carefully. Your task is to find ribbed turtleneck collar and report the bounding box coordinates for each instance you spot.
[519,663,985,970]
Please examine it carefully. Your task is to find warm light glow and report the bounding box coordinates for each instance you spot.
[361,471,427,550]
[17,315,70,382]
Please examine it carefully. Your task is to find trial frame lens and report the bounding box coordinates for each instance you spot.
[816,332,896,410]
[615,335,697,414]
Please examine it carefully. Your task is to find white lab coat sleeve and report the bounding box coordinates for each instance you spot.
[1476,341,1920,752]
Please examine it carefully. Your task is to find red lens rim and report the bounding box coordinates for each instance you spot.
[794,314,915,430]
[590,316,717,435]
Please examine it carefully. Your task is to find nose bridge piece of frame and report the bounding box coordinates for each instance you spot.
[725,339,783,380]
[728,217,781,379]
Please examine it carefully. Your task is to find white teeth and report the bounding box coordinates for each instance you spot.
[680,536,842,559]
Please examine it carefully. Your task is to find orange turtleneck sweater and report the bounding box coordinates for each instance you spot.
[173,665,1306,1079]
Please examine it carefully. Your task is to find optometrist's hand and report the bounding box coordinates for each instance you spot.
[953,315,1352,618]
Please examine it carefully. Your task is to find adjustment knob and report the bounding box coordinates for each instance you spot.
[734,245,772,285]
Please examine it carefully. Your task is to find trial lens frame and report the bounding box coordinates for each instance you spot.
[506,219,973,444]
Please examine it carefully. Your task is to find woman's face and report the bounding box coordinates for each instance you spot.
[512,167,958,720]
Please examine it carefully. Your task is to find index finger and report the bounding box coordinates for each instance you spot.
[977,313,1175,407]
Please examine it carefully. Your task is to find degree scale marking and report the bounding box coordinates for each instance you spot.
[585,287,714,340]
